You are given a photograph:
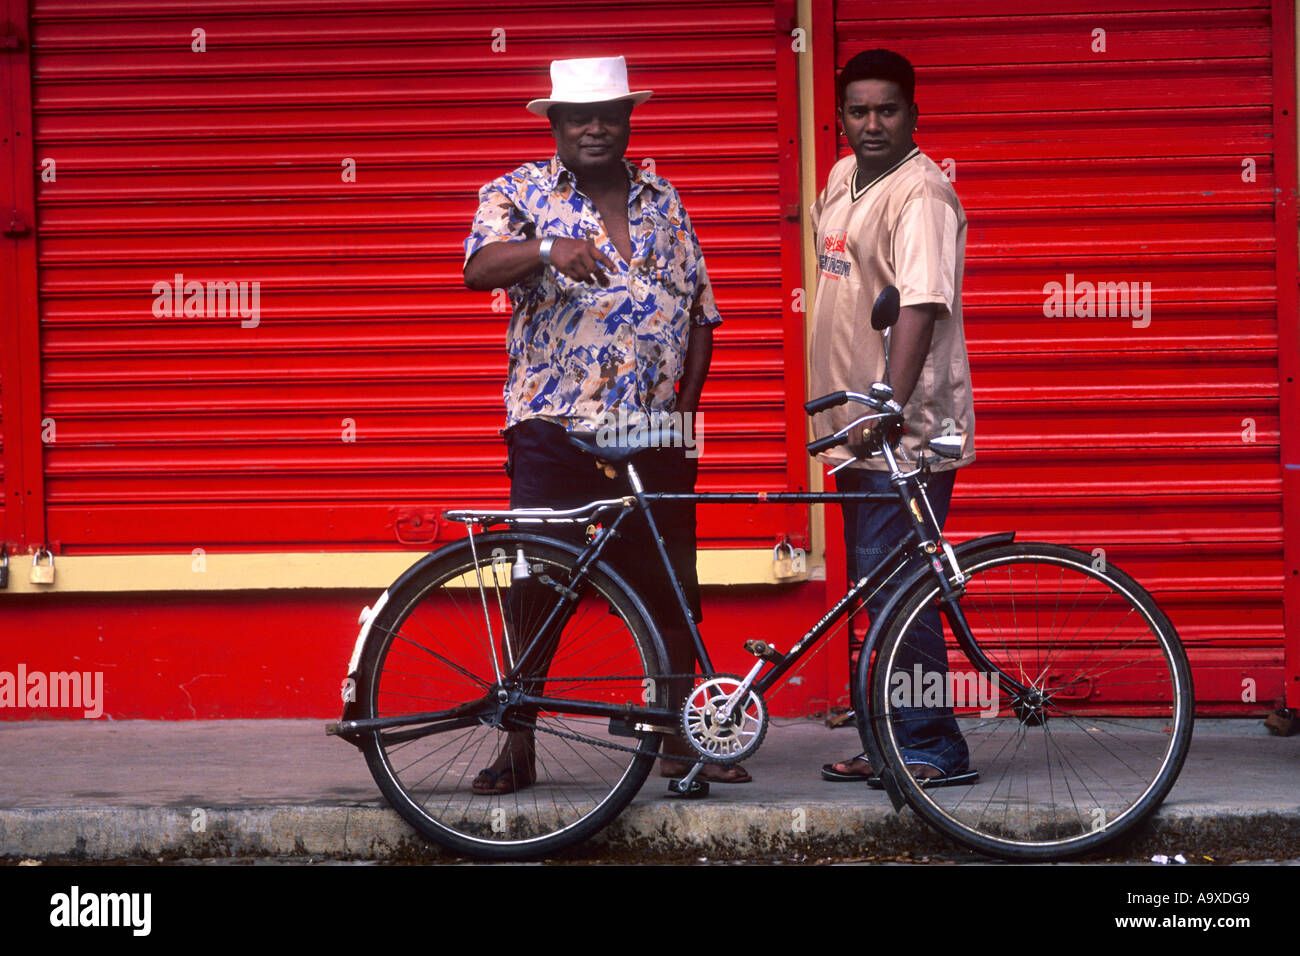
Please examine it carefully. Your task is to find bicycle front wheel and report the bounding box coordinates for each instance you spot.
[357,532,667,860]
[865,542,1193,860]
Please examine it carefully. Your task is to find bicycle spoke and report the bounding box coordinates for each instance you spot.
[357,534,663,857]
[868,543,1191,860]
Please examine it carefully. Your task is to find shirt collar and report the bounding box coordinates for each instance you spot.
[543,155,663,197]
[849,145,921,200]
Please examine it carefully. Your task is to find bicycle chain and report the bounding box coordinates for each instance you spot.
[517,672,699,684]
[528,717,736,765]
[518,655,839,764]
[513,672,736,765]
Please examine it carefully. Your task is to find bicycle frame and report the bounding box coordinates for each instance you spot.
[332,426,1045,806]
[330,454,1028,775]
[465,447,1034,706]
[333,470,1195,860]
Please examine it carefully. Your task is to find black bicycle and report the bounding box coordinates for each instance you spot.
[328,289,1194,862]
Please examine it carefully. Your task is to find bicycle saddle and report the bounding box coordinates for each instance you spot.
[566,430,670,464]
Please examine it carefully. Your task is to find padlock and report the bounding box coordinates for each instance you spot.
[1265,707,1297,737]
[0,547,8,589]
[29,548,54,585]
[773,540,804,580]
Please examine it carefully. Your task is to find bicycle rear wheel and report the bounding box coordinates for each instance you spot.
[357,531,667,860]
[864,542,1193,860]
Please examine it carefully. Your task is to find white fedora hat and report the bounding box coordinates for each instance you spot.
[526,56,653,117]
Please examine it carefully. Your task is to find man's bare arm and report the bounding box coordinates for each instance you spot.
[463,238,544,291]
[464,237,617,291]
[675,325,714,414]
[847,302,938,452]
[886,302,939,408]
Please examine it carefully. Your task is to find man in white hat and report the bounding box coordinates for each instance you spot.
[463,56,746,793]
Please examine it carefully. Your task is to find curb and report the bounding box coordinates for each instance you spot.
[4,803,1300,863]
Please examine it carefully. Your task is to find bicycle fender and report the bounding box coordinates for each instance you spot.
[327,588,392,747]
[349,589,390,676]
[853,530,1016,810]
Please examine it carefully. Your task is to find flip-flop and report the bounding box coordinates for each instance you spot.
[471,765,535,795]
[822,754,979,788]
[867,767,979,790]
[660,762,753,784]
[820,753,874,782]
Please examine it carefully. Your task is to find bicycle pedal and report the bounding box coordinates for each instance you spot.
[824,707,855,729]
[743,639,782,663]
[666,778,710,799]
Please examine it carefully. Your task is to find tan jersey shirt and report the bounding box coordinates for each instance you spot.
[808,148,975,472]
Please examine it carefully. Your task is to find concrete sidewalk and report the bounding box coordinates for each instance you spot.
[1,718,1296,862]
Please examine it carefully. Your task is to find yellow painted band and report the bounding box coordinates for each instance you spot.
[0,549,822,594]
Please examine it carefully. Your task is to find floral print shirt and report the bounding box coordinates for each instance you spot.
[464,156,722,431]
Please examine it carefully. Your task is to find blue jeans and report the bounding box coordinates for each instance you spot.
[838,468,970,776]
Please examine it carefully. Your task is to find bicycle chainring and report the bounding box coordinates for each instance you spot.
[681,675,768,764]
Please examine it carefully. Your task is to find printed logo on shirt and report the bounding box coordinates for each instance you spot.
[818,229,852,279]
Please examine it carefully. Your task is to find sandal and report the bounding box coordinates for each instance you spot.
[471,764,536,795]
[822,753,978,788]
[820,753,874,782]
[659,760,753,784]
[867,765,979,789]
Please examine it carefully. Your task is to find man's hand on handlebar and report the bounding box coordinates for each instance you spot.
[845,419,879,459]
[805,387,901,459]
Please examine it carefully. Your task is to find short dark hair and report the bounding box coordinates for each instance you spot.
[836,49,915,105]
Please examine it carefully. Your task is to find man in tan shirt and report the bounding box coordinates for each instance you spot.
[808,49,977,785]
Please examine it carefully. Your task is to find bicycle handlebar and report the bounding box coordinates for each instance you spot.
[806,432,849,454]
[803,391,848,415]
[805,386,903,458]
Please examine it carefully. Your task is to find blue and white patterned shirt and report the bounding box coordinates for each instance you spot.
[464,156,722,431]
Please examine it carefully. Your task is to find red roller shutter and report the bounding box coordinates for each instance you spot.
[824,0,1297,711]
[1,0,43,556]
[21,0,806,554]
